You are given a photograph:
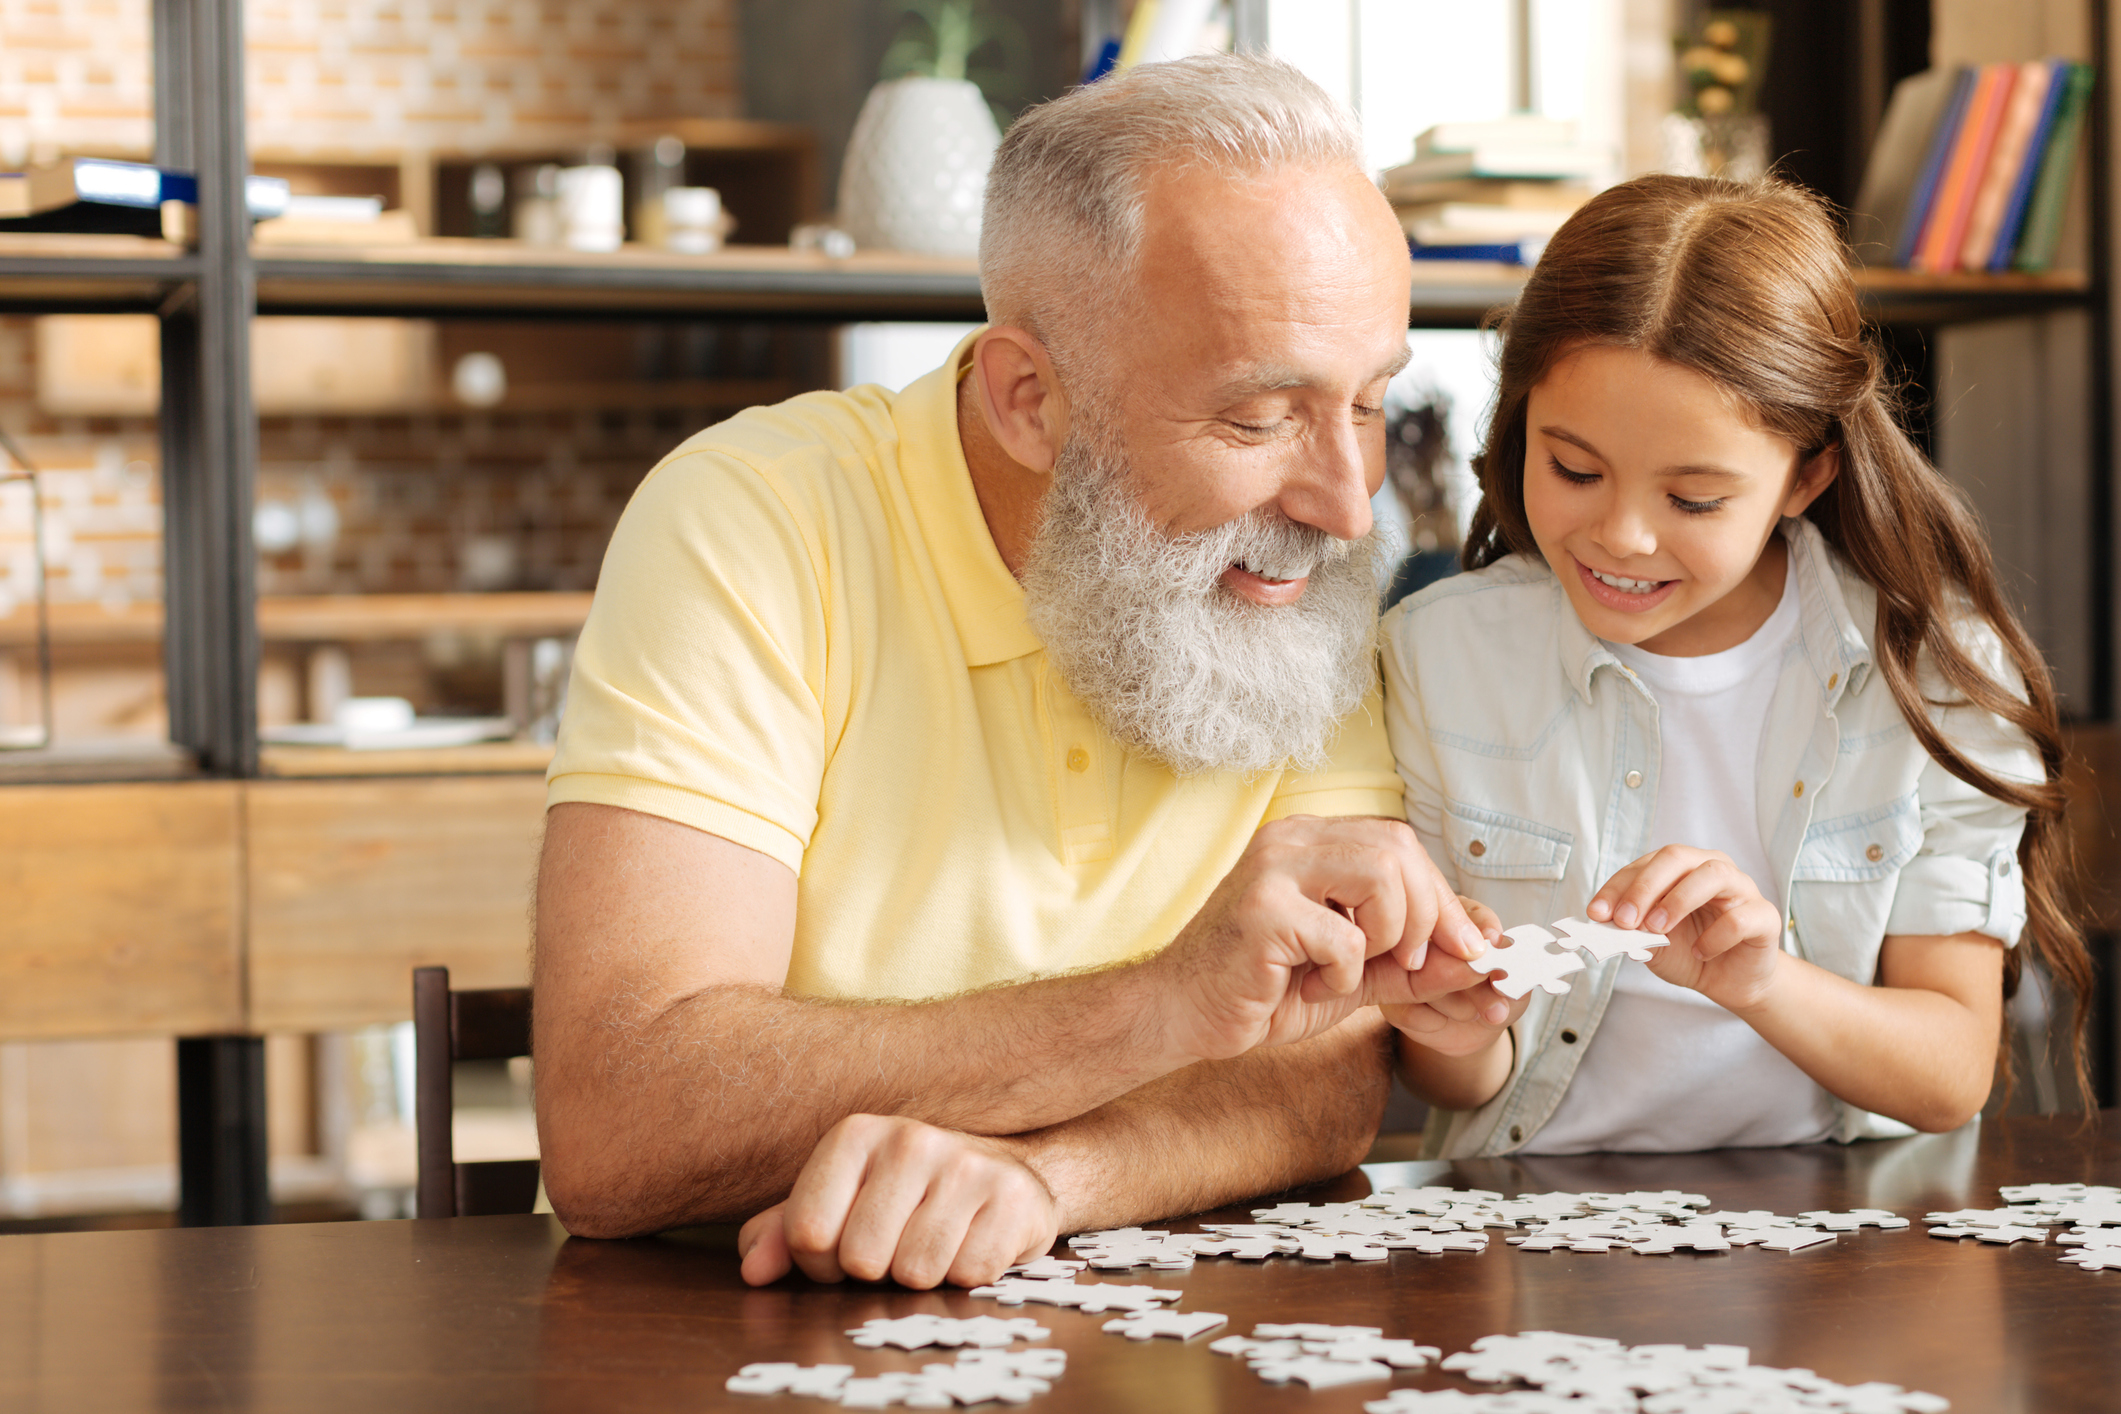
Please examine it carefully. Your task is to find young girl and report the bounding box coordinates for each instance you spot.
[1380,173,2091,1157]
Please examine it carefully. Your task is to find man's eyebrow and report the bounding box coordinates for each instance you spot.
[1210,345,1415,402]
[1537,425,1747,480]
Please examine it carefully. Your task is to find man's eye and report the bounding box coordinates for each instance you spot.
[1547,456,1599,485]
[1225,419,1278,436]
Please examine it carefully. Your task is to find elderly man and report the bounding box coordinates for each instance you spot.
[533,52,1507,1289]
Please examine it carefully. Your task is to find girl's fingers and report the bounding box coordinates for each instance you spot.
[1691,897,1783,961]
[1608,848,1724,929]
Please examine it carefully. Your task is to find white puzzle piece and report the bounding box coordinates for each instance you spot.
[845,1314,1050,1350]
[726,1362,855,1397]
[1251,1355,1395,1388]
[1927,1224,2047,1244]
[1101,1309,1228,1341]
[968,1278,1183,1313]
[1466,925,1587,998]
[1552,915,1671,962]
[1798,1209,1911,1231]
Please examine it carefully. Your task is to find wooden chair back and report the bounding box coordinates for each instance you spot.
[412,965,539,1218]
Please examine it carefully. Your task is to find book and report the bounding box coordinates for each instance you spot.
[1958,59,2055,271]
[1988,60,2072,270]
[1415,116,1577,155]
[1913,63,2015,273]
[1396,202,1576,244]
[1850,68,1962,265]
[1407,237,1545,265]
[2014,62,2097,272]
[1381,177,1590,210]
[0,158,289,235]
[1894,67,1976,267]
[1381,146,1605,185]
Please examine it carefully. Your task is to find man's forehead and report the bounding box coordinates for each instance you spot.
[1207,345,1414,401]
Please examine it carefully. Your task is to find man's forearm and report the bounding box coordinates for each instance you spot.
[1009,1012,1396,1235]
[538,970,1190,1235]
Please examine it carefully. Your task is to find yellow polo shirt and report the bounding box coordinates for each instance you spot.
[547,339,1404,1002]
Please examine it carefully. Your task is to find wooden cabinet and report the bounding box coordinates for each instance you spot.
[0,783,242,1039]
[0,775,544,1042]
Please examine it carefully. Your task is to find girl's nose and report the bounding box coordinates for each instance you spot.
[1592,501,1657,559]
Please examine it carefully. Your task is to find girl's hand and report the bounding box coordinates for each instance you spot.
[1381,895,1525,1055]
[1587,847,1785,1011]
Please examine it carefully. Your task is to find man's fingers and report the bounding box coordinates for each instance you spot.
[1293,902,1374,998]
[889,1184,979,1290]
[738,1205,794,1286]
[946,1198,1048,1289]
[835,1140,944,1283]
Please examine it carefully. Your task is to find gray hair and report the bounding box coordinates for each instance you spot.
[979,52,1365,382]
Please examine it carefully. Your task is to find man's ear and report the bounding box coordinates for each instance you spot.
[969,326,1069,474]
[1783,444,1841,518]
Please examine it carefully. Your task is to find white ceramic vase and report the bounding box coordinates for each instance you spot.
[837,76,1000,257]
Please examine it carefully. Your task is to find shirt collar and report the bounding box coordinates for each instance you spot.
[1551,516,1872,704]
[892,328,1044,668]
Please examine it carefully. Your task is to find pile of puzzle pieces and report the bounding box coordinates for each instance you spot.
[1363,1331,1950,1413]
[724,1174,2114,1405]
[1053,1188,1911,1267]
[1924,1181,2121,1272]
[727,1348,1065,1407]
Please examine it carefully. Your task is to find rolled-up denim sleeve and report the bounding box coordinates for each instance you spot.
[1883,663,2038,945]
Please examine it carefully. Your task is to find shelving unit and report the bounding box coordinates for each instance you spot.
[0,0,2110,1224]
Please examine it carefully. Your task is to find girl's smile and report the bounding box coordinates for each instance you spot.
[1520,344,1839,657]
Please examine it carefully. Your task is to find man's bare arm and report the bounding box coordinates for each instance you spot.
[535,802,1487,1238]
[737,1013,1397,1287]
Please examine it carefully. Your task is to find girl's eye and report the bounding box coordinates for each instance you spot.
[1547,455,1599,486]
[1670,495,1725,516]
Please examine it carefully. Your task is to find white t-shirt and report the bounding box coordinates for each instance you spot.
[1525,566,1838,1154]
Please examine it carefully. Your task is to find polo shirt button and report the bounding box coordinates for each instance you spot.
[1625,770,1643,789]
[1066,747,1089,773]
[1999,858,2013,876]
[1561,1029,1578,1044]
[1828,671,1839,689]
[1509,1125,1524,1143]
[1468,839,1486,857]
[1793,780,1805,798]
[1866,844,1883,862]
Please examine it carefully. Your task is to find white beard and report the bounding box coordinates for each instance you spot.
[1020,421,1379,777]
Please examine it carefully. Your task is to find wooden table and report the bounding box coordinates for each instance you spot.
[1,1114,2113,1412]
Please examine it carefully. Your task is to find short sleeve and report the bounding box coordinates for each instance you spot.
[1262,669,1406,823]
[1883,620,2041,946]
[546,443,828,874]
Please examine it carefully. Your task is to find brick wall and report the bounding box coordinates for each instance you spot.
[0,0,742,166]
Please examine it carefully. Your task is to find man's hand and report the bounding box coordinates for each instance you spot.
[1380,894,1522,1052]
[736,1115,1059,1290]
[1149,815,1489,1064]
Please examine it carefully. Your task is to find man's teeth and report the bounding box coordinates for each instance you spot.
[1590,567,1664,595]
[1236,557,1311,583]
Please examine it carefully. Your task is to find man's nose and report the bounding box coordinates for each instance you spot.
[1275,419,1374,543]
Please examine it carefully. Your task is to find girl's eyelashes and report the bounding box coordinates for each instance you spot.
[1546,455,1600,486]
[1545,453,1727,515]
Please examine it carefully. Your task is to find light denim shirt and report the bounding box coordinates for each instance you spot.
[1380,517,2036,1158]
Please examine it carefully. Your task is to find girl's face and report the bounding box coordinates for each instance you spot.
[1521,344,1839,657]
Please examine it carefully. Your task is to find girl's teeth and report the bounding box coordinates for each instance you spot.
[1592,567,1662,594]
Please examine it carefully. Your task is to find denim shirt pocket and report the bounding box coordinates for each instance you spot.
[1444,802,1573,923]
[1789,789,1922,980]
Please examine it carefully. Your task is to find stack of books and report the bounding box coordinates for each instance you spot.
[1379,116,1598,265]
[1852,60,2096,274]
[0,156,290,238]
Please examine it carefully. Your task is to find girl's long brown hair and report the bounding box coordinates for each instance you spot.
[1464,173,2092,1107]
